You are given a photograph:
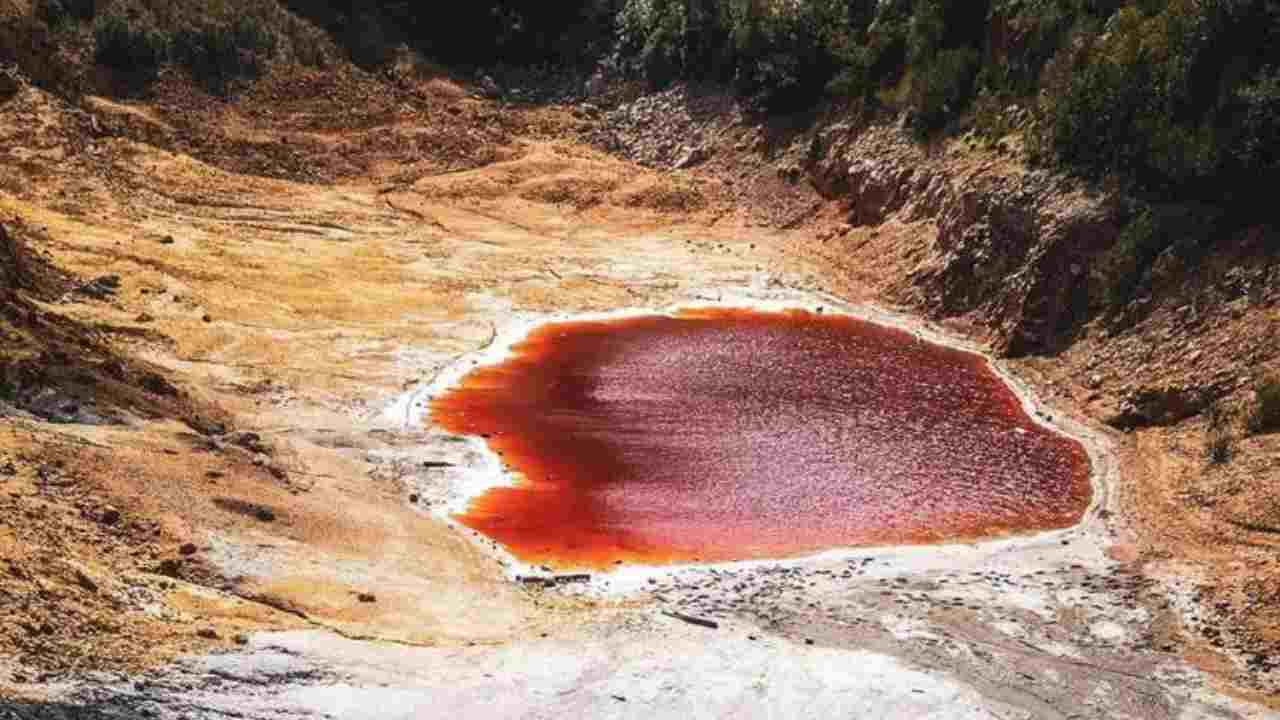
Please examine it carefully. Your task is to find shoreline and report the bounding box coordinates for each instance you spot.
[386,284,1120,592]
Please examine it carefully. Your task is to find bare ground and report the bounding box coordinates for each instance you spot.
[0,65,1276,718]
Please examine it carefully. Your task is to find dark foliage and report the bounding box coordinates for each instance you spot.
[607,0,1280,200]
[171,16,277,92]
[68,0,1280,202]
[1107,203,1221,308]
[1248,378,1280,435]
[38,0,96,27]
[94,13,169,79]
[282,1,618,69]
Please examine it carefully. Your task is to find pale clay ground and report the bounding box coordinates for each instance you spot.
[0,136,1274,718]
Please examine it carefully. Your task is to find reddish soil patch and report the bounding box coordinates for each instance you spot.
[433,308,1093,569]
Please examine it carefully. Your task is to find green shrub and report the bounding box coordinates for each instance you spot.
[1247,378,1280,435]
[1106,204,1218,308]
[1223,69,1280,209]
[1107,208,1159,308]
[909,47,978,134]
[616,0,689,86]
[895,0,988,134]
[338,11,398,68]
[1033,0,1280,194]
[734,0,852,109]
[94,14,170,78]
[38,0,95,22]
[38,0,96,32]
[172,16,277,92]
[614,0,855,107]
[319,1,616,68]
[981,0,1081,97]
[825,43,874,99]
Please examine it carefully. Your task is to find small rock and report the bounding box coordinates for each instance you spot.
[196,628,219,640]
[76,275,121,300]
[554,574,591,585]
[672,147,707,170]
[179,543,198,556]
[227,431,269,455]
[202,314,212,323]
[157,558,181,577]
[74,568,98,593]
[159,235,175,245]
[408,493,419,504]
[100,507,121,526]
[254,507,276,523]
[357,592,377,603]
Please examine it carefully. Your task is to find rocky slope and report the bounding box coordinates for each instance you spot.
[808,121,1280,704]
[593,83,1280,704]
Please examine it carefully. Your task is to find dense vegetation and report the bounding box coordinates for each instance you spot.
[37,0,327,91]
[20,0,1280,208]
[1249,377,1280,435]
[363,0,1274,308]
[597,0,1280,202]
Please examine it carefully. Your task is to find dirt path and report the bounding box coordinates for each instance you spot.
[0,85,1273,717]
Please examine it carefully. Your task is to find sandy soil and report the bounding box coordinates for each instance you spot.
[0,76,1275,718]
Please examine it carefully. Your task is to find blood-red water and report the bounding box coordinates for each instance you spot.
[431,308,1091,569]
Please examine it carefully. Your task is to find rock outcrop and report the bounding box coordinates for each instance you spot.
[811,126,1123,357]
[1106,383,1233,429]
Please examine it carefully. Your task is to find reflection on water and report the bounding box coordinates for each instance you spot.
[432,308,1091,569]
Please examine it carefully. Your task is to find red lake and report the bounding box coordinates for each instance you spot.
[431,308,1092,569]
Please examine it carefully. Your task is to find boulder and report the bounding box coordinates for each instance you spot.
[1105,383,1228,429]
[672,146,707,170]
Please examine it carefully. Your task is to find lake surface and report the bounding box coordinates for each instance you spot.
[432,308,1092,569]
